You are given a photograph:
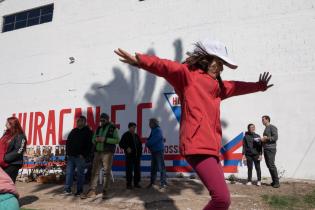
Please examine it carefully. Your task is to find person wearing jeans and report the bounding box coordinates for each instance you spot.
[261,115,280,188]
[242,124,262,186]
[146,118,167,189]
[64,116,93,196]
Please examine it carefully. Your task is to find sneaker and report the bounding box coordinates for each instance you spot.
[257,181,261,186]
[63,189,72,195]
[160,184,167,189]
[81,190,96,199]
[246,182,252,186]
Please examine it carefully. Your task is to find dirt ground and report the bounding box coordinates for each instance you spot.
[17,178,315,210]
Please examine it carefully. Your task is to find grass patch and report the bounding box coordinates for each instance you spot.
[304,189,315,207]
[262,194,299,209]
[262,189,315,209]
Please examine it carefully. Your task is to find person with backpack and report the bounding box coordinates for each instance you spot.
[0,117,26,183]
[242,124,262,186]
[81,113,120,199]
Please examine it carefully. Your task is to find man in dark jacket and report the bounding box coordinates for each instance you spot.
[64,116,93,195]
[261,115,280,188]
[119,122,142,189]
[242,124,262,186]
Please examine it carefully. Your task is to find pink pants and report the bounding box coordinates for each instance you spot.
[186,155,231,210]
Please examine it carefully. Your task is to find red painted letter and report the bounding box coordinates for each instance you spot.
[73,108,82,128]
[87,106,100,131]
[58,108,72,145]
[33,112,45,146]
[27,112,34,145]
[111,105,126,129]
[45,110,56,145]
[137,103,152,142]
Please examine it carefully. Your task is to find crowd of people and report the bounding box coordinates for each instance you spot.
[64,113,167,199]
[0,39,278,210]
[0,113,280,209]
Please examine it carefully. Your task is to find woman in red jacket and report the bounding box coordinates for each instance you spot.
[115,39,273,210]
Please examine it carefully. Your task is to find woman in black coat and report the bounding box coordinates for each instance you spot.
[242,123,262,186]
[0,117,26,182]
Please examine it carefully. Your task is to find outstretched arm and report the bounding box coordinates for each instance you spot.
[220,72,273,100]
[114,48,191,91]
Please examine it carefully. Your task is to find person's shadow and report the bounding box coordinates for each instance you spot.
[19,195,39,207]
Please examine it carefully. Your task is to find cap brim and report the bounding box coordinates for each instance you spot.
[215,55,238,69]
[210,53,238,69]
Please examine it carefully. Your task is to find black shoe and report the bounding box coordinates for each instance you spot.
[74,191,82,196]
[127,185,133,190]
[134,184,141,188]
[270,182,275,186]
[272,183,280,188]
[102,192,109,200]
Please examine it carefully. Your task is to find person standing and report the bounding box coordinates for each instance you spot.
[0,167,19,210]
[64,116,93,196]
[119,122,142,189]
[0,117,26,183]
[242,124,262,186]
[261,115,280,188]
[115,39,273,209]
[146,118,167,189]
[82,113,120,199]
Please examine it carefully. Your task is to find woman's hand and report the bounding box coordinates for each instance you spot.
[259,72,274,91]
[258,155,262,161]
[114,48,139,67]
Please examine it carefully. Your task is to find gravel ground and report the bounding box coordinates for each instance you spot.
[17,178,315,210]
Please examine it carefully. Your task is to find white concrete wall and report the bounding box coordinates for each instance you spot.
[0,0,315,179]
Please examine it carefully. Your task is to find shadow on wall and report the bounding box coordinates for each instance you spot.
[84,39,185,140]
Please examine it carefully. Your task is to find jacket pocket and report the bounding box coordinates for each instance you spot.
[187,115,203,140]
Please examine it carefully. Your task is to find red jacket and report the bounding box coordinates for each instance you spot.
[137,54,267,157]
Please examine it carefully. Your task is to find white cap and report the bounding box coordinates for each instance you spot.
[194,39,238,69]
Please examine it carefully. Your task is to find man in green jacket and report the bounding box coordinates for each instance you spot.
[82,113,120,199]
